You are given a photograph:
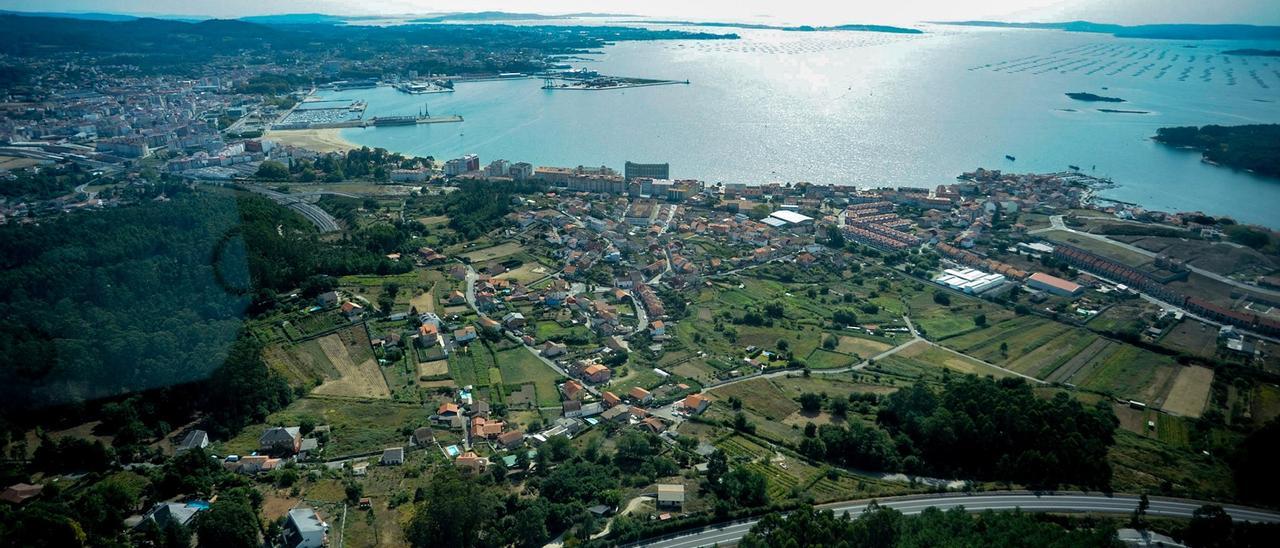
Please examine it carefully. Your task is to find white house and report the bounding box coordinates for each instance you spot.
[285,507,328,548]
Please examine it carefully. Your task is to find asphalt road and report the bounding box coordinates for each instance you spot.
[633,492,1280,548]
[1034,215,1280,299]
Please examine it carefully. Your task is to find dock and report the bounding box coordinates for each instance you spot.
[270,114,463,131]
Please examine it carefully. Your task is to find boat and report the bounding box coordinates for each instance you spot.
[1069,164,1081,170]
[1005,155,1016,161]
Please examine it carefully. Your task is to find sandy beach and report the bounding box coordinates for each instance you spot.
[264,128,357,153]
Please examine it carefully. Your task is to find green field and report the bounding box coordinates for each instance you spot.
[1075,345,1178,403]
[906,288,1012,340]
[805,348,858,369]
[494,347,564,407]
[890,342,1018,380]
[943,316,1093,379]
[214,397,428,457]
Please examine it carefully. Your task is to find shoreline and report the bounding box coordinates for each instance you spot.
[264,128,357,154]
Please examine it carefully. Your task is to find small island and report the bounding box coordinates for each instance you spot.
[1067,92,1126,103]
[1154,124,1280,178]
[1098,108,1150,114]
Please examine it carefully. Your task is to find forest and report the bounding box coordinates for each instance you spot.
[1153,124,1280,178]
[796,376,1118,489]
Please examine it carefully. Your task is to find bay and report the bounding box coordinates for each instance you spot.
[327,25,1280,227]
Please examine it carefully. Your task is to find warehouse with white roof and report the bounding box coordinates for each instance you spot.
[933,267,1006,295]
[765,210,814,232]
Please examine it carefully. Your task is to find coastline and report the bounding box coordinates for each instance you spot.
[264,128,357,153]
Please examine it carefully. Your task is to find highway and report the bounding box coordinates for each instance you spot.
[632,492,1280,548]
[244,185,340,232]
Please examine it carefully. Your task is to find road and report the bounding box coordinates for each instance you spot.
[697,314,1043,397]
[1033,215,1280,299]
[631,492,1280,548]
[462,263,600,397]
[244,185,340,232]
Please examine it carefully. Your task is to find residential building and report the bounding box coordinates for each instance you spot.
[625,161,670,180]
[284,507,328,548]
[455,451,489,475]
[381,447,404,465]
[656,484,685,509]
[259,426,302,455]
[682,394,711,414]
[628,386,653,404]
[177,430,209,453]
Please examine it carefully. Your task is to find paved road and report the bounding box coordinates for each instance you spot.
[1033,215,1279,299]
[245,185,340,232]
[633,492,1280,548]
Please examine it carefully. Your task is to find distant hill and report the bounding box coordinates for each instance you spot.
[412,11,637,23]
[0,9,205,23]
[938,20,1280,40]
[240,13,347,25]
[646,20,923,34]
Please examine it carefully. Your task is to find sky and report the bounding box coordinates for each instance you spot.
[0,0,1277,26]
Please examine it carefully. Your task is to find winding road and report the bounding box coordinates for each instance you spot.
[630,492,1280,548]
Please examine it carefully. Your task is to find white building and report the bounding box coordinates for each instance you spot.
[933,267,1006,295]
[285,507,328,548]
[766,210,815,232]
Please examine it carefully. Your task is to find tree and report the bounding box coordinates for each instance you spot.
[1184,505,1233,548]
[825,225,846,249]
[932,291,951,306]
[345,481,364,504]
[804,422,817,438]
[974,313,987,327]
[406,469,501,548]
[193,496,260,548]
[799,392,823,414]
[831,398,849,417]
[255,160,290,181]
[822,335,838,350]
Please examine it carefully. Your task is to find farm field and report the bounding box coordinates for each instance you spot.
[942,316,1088,378]
[892,341,1018,379]
[215,397,428,457]
[311,330,391,399]
[408,282,437,314]
[835,335,893,357]
[461,241,523,262]
[447,341,500,400]
[1161,366,1214,418]
[496,262,553,284]
[906,288,1012,340]
[263,340,340,387]
[1074,345,1180,406]
[494,347,564,407]
[805,348,857,369]
[1158,320,1219,358]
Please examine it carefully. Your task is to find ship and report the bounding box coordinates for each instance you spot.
[1069,164,1081,171]
[1005,155,1016,161]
